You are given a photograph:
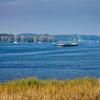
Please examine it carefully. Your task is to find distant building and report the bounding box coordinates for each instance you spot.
[17,33,55,43]
[33,35,39,42]
[33,34,55,42]
[0,33,15,43]
[0,33,55,43]
[17,33,35,42]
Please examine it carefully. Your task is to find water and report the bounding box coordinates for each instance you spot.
[0,42,100,82]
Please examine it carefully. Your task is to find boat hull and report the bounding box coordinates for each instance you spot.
[57,43,78,47]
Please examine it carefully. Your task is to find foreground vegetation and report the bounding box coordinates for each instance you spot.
[0,78,100,100]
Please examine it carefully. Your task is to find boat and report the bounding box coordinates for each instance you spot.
[13,41,18,44]
[52,42,56,45]
[13,35,18,44]
[57,35,79,47]
[57,41,78,47]
[38,41,42,44]
[96,40,100,43]
[57,43,67,47]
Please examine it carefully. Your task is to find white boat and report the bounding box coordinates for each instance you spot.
[13,41,18,44]
[96,40,100,43]
[52,42,56,45]
[57,35,79,47]
[13,35,18,44]
[57,41,78,47]
[38,41,42,44]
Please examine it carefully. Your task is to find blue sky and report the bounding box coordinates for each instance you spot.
[0,0,100,35]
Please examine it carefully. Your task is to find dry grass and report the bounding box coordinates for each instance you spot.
[0,78,100,100]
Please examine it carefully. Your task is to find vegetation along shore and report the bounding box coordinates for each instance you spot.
[0,77,100,100]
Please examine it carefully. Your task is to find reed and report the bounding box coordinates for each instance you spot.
[0,77,100,100]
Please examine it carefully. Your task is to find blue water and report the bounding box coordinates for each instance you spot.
[0,42,100,82]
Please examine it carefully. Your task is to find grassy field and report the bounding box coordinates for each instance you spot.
[0,78,100,100]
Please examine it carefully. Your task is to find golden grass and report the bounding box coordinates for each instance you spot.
[0,77,100,100]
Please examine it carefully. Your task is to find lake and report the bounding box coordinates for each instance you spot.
[0,42,100,82]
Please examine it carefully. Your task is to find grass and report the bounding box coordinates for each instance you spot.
[0,77,100,100]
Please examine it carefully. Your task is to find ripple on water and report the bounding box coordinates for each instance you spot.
[0,43,100,82]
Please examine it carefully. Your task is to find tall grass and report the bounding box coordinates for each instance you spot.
[0,78,100,100]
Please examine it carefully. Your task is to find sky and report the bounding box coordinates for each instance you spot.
[0,0,100,35]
